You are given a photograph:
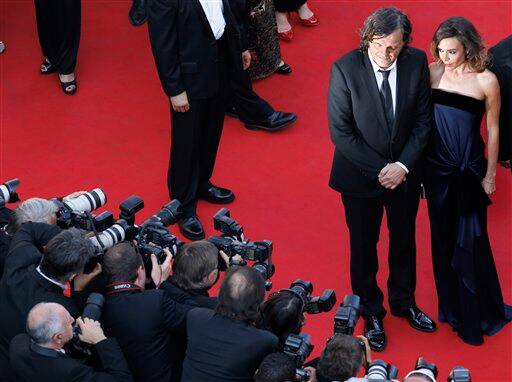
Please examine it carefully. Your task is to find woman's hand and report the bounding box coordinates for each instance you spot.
[481,177,496,195]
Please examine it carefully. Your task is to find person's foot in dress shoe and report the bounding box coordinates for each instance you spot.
[225,105,239,119]
[275,60,292,75]
[364,315,386,352]
[0,41,5,54]
[244,111,297,132]
[198,184,235,204]
[392,306,437,332]
[129,0,147,26]
[179,216,205,241]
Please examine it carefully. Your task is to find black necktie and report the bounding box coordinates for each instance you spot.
[378,69,394,131]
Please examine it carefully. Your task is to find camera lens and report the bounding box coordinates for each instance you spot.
[89,220,127,251]
[0,178,20,204]
[65,188,107,212]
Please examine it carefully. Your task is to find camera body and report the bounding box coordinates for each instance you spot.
[448,366,471,382]
[334,294,360,335]
[283,333,314,368]
[213,208,243,238]
[209,236,273,269]
[54,188,108,230]
[0,178,20,207]
[287,279,337,315]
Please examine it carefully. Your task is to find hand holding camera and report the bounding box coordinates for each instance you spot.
[76,317,106,345]
[150,247,173,286]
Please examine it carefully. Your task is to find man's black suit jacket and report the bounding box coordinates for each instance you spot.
[328,48,432,197]
[0,223,83,381]
[147,0,243,99]
[489,35,512,162]
[100,288,192,382]
[9,334,133,382]
[181,308,278,382]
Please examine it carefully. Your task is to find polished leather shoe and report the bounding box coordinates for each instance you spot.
[225,106,239,119]
[179,216,205,241]
[278,29,294,41]
[392,306,437,332]
[275,62,292,75]
[198,185,235,204]
[364,316,387,352]
[299,14,319,27]
[244,111,297,132]
[129,0,147,26]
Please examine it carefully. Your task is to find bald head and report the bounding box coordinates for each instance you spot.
[27,303,71,346]
[216,266,266,323]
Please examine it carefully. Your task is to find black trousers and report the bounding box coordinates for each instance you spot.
[34,0,81,74]
[227,67,274,123]
[167,41,229,218]
[341,186,420,318]
[273,0,307,12]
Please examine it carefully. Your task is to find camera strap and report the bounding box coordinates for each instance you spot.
[105,282,142,295]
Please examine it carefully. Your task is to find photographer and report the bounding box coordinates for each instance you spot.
[162,240,220,309]
[261,290,305,346]
[0,223,98,381]
[9,302,133,381]
[0,197,58,277]
[315,334,374,382]
[181,266,278,382]
[100,241,192,382]
[254,352,300,382]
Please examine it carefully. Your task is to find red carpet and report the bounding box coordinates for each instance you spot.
[1,0,511,380]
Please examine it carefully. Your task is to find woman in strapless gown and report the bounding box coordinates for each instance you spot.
[425,17,511,345]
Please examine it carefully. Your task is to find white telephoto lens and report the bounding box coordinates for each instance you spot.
[66,188,107,212]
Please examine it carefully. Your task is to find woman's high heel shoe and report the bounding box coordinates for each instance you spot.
[276,62,292,75]
[278,29,294,41]
[40,58,57,74]
[60,79,77,95]
[299,14,319,26]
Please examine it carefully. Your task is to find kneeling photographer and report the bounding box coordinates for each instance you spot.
[100,241,192,382]
[181,267,278,382]
[9,302,133,381]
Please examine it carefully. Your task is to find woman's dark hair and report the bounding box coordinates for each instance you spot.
[261,291,304,344]
[431,16,489,72]
[359,7,412,52]
[216,266,266,324]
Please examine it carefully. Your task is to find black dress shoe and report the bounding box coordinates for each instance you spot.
[225,106,239,119]
[129,0,147,26]
[275,62,292,75]
[392,306,437,332]
[364,316,387,352]
[179,216,205,241]
[198,185,235,204]
[244,111,297,132]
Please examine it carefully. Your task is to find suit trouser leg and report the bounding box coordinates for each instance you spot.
[229,66,274,123]
[342,194,386,318]
[384,187,420,312]
[168,100,209,217]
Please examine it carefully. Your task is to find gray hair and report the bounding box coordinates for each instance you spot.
[9,198,58,234]
[26,303,65,345]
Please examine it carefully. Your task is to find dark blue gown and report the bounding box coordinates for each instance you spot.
[425,89,512,345]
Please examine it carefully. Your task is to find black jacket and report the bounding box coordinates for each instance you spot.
[328,48,432,196]
[9,334,133,382]
[489,35,512,162]
[181,308,278,382]
[100,287,192,382]
[0,207,13,278]
[0,222,84,381]
[147,0,242,99]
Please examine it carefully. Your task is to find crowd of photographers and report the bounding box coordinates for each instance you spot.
[0,179,471,382]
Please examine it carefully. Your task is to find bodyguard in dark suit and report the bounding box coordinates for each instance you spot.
[147,0,242,240]
[100,242,192,382]
[328,8,435,351]
[9,302,133,382]
[489,35,512,169]
[0,223,96,381]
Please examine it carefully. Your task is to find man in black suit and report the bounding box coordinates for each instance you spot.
[181,266,278,382]
[328,7,435,351]
[9,302,133,381]
[100,242,192,382]
[489,35,512,170]
[147,0,242,240]
[0,224,98,381]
